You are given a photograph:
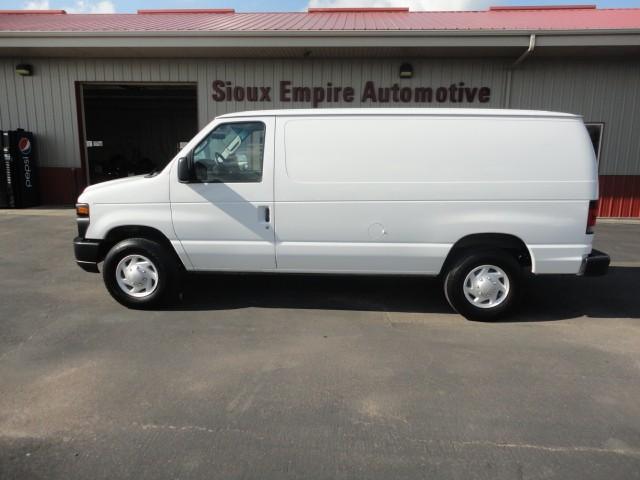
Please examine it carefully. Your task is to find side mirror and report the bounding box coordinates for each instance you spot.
[177,157,192,183]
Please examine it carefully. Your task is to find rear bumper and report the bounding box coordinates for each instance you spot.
[73,237,101,273]
[580,249,610,276]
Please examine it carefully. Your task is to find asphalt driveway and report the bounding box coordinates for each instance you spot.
[1,209,639,479]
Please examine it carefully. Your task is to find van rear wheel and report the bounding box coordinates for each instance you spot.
[103,238,178,309]
[443,250,522,321]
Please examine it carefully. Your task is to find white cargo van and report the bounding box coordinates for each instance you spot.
[74,109,609,320]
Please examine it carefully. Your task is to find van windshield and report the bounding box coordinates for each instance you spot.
[192,122,265,183]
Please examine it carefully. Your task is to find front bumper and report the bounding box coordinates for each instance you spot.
[73,237,101,273]
[580,249,610,276]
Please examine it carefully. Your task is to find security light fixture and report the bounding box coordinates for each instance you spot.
[16,64,33,76]
[399,63,413,79]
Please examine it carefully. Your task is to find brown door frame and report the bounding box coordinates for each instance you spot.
[74,81,90,189]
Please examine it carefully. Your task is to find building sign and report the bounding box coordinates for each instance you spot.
[212,80,491,108]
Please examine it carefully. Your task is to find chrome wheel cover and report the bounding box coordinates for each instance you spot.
[463,264,510,309]
[115,254,159,298]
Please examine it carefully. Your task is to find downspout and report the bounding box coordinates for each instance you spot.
[513,33,536,67]
[504,33,536,109]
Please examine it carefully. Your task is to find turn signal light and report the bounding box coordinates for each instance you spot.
[76,203,90,217]
[586,200,598,234]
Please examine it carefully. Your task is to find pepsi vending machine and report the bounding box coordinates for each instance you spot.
[1,129,39,208]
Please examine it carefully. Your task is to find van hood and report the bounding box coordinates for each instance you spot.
[82,175,148,194]
[78,172,169,204]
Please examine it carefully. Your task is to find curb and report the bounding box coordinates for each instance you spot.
[597,218,640,225]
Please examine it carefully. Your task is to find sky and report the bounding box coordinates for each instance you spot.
[1,0,639,14]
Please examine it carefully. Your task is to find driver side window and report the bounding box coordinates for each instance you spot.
[192,122,265,183]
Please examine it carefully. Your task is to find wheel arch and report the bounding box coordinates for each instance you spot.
[440,233,533,276]
[99,225,186,270]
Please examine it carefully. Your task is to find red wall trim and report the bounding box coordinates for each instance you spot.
[599,175,640,218]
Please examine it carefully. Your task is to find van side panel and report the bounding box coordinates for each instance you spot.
[274,115,597,275]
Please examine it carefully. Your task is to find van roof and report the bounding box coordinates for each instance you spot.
[218,108,580,119]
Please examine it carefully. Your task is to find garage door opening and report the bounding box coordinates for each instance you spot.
[81,83,198,185]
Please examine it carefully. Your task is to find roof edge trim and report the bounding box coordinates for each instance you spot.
[0,9,66,14]
[308,7,410,13]
[489,4,596,11]
[136,9,235,14]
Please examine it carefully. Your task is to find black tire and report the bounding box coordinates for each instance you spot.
[443,249,523,321]
[102,238,179,309]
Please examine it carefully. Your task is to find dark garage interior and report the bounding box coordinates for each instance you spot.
[82,83,198,184]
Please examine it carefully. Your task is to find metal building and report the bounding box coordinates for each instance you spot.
[1,5,639,216]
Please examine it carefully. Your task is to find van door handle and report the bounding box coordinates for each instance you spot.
[259,206,270,225]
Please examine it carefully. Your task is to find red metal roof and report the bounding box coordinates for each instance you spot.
[1,6,640,32]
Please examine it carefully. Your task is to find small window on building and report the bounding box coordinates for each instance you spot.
[192,122,265,183]
[585,123,604,166]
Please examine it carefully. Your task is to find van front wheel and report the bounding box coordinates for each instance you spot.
[443,250,522,321]
[102,238,178,308]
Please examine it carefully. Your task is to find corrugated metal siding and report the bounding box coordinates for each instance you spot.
[1,56,638,179]
[0,57,507,169]
[0,58,203,169]
[599,175,640,217]
[509,58,640,176]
